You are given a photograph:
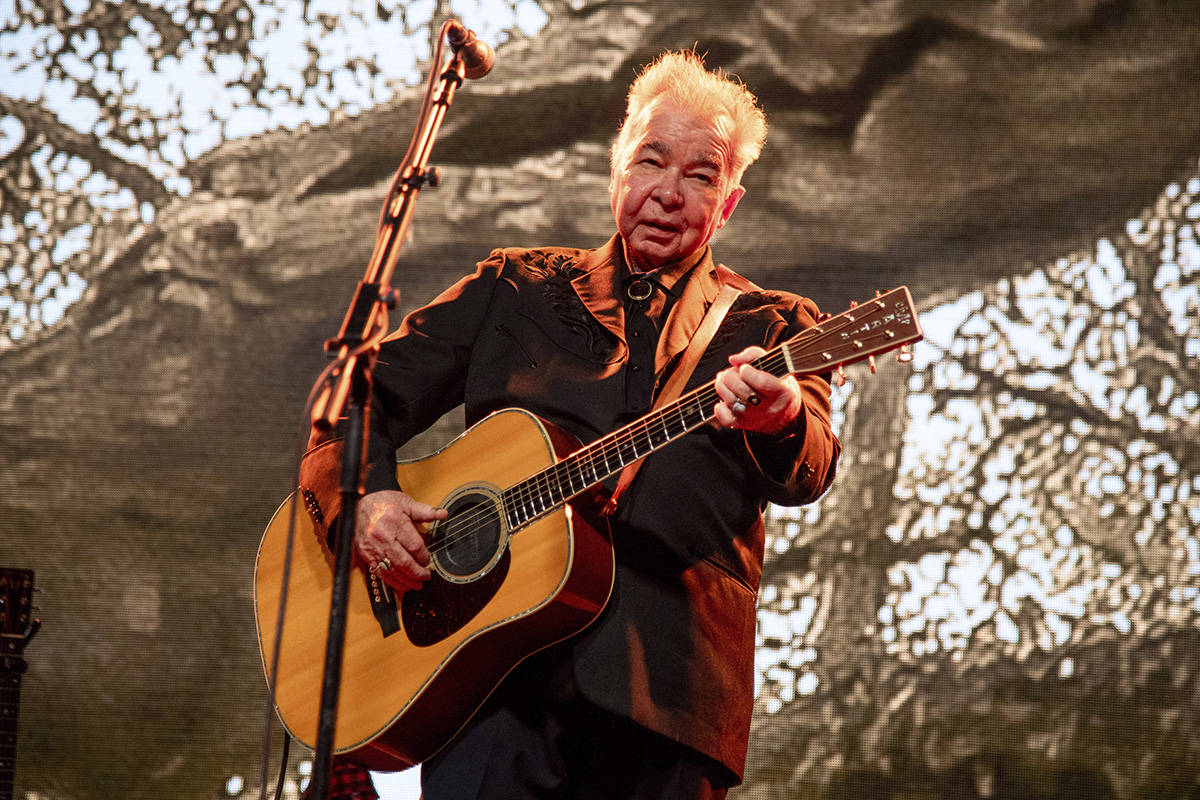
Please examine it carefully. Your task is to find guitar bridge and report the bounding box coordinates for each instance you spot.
[367,572,401,637]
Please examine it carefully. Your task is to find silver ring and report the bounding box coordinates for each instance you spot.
[374,557,392,574]
[747,393,761,406]
[731,400,747,415]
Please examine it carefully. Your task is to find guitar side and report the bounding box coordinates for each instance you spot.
[253,408,614,770]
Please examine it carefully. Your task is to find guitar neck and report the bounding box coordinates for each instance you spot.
[501,286,922,529]
[502,383,720,528]
[0,568,36,800]
[0,658,23,800]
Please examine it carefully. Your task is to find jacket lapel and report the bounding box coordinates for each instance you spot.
[570,234,626,345]
[653,250,721,375]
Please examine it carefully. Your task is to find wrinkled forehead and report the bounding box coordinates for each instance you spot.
[614,97,736,177]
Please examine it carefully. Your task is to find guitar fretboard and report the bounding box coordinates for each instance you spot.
[0,567,35,800]
[503,387,719,528]
[0,652,24,800]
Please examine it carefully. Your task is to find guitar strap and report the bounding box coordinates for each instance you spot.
[601,266,747,517]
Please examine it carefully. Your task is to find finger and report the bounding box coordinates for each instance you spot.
[737,362,790,395]
[366,510,434,571]
[366,543,431,586]
[384,548,432,586]
[715,368,754,405]
[727,345,767,367]
[712,400,739,429]
[394,522,433,567]
[387,577,422,593]
[714,373,739,406]
[381,567,425,593]
[712,383,748,427]
[403,497,449,523]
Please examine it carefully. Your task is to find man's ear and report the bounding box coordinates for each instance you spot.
[717,185,746,228]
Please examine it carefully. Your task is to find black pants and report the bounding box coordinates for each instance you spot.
[420,652,730,800]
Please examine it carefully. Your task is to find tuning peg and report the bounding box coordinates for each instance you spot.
[868,354,877,373]
[836,364,847,386]
[896,343,913,363]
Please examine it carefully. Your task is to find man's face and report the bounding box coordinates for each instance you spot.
[610,99,744,272]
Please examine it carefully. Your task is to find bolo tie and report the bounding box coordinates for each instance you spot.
[626,278,654,302]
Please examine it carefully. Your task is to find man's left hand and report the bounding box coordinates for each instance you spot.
[713,346,804,434]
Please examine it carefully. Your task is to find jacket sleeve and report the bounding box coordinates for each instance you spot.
[741,294,841,506]
[362,249,507,494]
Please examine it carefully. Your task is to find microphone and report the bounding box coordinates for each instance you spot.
[446,19,494,79]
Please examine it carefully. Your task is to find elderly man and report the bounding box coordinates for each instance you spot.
[346,51,839,799]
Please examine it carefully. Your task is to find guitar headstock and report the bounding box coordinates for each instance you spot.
[785,286,923,380]
[1,569,37,665]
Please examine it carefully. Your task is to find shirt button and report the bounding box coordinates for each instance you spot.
[632,330,640,337]
[632,364,640,371]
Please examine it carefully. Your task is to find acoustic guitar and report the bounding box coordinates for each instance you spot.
[254,286,922,770]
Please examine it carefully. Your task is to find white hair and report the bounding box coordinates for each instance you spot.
[611,50,767,186]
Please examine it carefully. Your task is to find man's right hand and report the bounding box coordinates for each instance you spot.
[354,490,447,592]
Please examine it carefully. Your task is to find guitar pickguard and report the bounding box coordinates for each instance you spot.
[400,550,510,647]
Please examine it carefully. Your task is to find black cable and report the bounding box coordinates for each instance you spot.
[274,733,290,800]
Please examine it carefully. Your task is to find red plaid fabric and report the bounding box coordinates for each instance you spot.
[302,758,380,800]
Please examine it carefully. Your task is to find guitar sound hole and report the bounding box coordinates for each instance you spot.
[433,492,505,581]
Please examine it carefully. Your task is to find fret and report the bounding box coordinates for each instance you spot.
[571,455,595,494]
[545,467,565,505]
[557,461,579,497]
[501,495,518,530]
[648,414,670,447]
[506,483,529,528]
[677,396,702,429]
[579,457,599,490]
[519,490,537,523]
[625,427,645,458]
[530,478,548,515]
[598,444,617,475]
[504,490,522,528]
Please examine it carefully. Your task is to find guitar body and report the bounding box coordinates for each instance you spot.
[254,408,614,770]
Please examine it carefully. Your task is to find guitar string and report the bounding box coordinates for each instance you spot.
[422,310,909,558]
[423,315,905,557]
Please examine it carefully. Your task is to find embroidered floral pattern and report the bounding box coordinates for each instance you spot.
[702,291,785,360]
[513,249,618,359]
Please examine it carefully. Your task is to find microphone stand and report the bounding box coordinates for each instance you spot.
[304,23,469,800]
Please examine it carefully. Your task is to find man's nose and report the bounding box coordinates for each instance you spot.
[652,172,683,207]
